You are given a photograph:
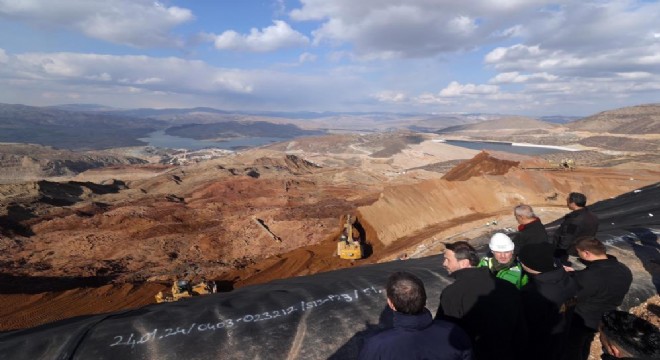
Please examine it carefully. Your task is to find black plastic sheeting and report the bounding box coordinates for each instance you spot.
[0,183,658,360]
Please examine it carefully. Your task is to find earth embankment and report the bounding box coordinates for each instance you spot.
[358,154,660,249]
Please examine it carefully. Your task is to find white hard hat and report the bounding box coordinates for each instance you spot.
[489,233,514,252]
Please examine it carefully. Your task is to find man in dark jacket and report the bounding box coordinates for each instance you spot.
[518,242,578,360]
[599,310,660,359]
[359,271,472,360]
[553,192,599,263]
[563,237,633,360]
[436,241,526,360]
[513,204,549,252]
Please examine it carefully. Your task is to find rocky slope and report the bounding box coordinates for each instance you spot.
[0,144,149,183]
[566,103,660,134]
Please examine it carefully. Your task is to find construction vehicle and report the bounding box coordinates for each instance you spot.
[558,158,575,170]
[522,159,576,171]
[337,215,363,260]
[155,279,217,303]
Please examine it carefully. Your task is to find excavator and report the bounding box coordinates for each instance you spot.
[337,214,363,260]
[155,279,217,303]
[559,158,576,170]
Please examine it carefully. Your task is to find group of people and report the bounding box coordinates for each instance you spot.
[358,192,659,360]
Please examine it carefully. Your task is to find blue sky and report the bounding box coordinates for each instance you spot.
[0,0,659,116]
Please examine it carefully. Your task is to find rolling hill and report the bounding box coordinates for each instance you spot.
[566,103,660,134]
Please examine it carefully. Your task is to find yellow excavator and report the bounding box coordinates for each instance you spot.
[337,215,363,260]
[549,158,575,170]
[155,279,217,303]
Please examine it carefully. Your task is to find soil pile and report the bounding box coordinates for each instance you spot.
[442,151,519,181]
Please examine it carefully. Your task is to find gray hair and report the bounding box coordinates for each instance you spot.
[514,204,535,218]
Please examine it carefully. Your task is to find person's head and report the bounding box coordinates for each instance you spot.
[567,192,587,210]
[575,236,607,261]
[489,233,515,264]
[386,271,426,315]
[443,241,479,274]
[599,310,660,358]
[518,242,556,274]
[514,204,536,224]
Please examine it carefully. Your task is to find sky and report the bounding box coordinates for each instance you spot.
[0,0,659,116]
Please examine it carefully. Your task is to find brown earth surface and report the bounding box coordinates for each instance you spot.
[1,132,659,332]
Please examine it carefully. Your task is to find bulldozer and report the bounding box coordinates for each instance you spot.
[337,214,363,260]
[155,279,217,303]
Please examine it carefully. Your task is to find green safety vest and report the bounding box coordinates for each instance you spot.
[478,257,528,289]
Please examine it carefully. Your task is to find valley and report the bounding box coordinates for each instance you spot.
[0,104,659,332]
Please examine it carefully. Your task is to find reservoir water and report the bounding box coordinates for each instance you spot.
[441,139,574,155]
[138,130,284,151]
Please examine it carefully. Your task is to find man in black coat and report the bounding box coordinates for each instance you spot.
[563,237,633,360]
[358,271,472,360]
[513,204,549,252]
[436,241,526,360]
[518,242,578,360]
[553,192,599,263]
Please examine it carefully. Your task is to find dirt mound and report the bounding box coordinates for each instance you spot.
[441,151,519,181]
[359,166,660,248]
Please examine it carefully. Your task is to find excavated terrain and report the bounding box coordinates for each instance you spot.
[1,131,659,332]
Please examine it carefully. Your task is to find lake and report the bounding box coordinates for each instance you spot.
[138,130,285,151]
[440,139,575,155]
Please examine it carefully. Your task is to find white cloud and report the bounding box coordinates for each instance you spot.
[0,48,371,111]
[1,1,659,116]
[485,43,660,78]
[439,81,499,97]
[373,91,407,103]
[448,16,477,35]
[522,1,660,54]
[615,72,652,80]
[414,92,451,105]
[86,72,112,81]
[490,71,558,84]
[299,52,318,64]
[213,20,309,52]
[291,0,553,58]
[0,51,255,94]
[0,48,8,63]
[0,0,193,48]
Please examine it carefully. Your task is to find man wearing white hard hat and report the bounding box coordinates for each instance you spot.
[478,233,528,289]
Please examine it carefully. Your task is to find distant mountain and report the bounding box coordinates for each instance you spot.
[437,116,555,133]
[0,103,330,151]
[47,104,118,112]
[0,103,166,150]
[103,106,424,120]
[107,107,232,118]
[565,104,660,134]
[165,121,324,139]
